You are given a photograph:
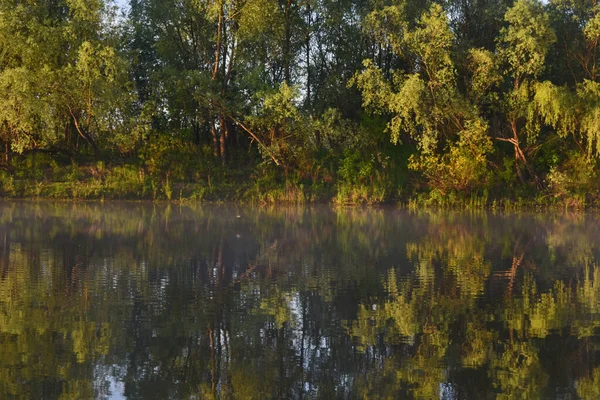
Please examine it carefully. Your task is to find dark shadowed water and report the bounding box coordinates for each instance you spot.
[1,202,600,399]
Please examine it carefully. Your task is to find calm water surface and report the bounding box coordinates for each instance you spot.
[1,202,600,399]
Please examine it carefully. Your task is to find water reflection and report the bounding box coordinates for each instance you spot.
[1,202,600,399]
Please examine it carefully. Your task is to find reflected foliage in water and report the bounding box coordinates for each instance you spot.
[1,203,600,399]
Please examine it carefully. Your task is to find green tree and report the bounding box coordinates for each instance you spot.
[0,0,133,159]
[352,3,492,195]
[495,0,556,188]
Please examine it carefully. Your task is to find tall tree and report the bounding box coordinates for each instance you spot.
[495,0,556,188]
[352,3,493,194]
[0,0,133,159]
[129,0,307,165]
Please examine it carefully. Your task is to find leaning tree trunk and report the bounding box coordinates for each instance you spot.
[498,121,543,190]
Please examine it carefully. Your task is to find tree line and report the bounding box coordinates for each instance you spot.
[1,0,600,204]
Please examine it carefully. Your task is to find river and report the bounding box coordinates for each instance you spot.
[1,202,599,398]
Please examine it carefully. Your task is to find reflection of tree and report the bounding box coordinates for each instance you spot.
[345,213,600,398]
[577,367,600,399]
[1,204,600,398]
[0,244,113,399]
[490,341,548,399]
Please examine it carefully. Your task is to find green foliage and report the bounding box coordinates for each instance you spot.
[247,83,310,169]
[102,165,148,198]
[468,48,502,104]
[141,135,199,180]
[500,0,556,79]
[409,118,493,194]
[335,149,391,204]
[353,3,494,197]
[546,152,598,201]
[0,0,136,157]
[577,80,600,156]
[353,4,460,148]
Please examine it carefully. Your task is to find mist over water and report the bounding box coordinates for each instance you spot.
[1,202,600,399]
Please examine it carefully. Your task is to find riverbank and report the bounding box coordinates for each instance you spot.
[0,155,594,211]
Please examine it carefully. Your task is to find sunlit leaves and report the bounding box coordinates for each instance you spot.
[583,6,600,44]
[499,0,556,80]
[409,118,493,193]
[404,3,455,89]
[468,48,502,103]
[245,82,312,168]
[353,3,495,194]
[533,81,578,138]
[349,59,393,115]
[0,0,133,155]
[532,79,600,158]
[389,73,428,145]
[0,67,53,152]
[238,0,282,41]
[578,80,600,155]
[364,4,407,55]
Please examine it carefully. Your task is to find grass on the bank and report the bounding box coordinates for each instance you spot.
[0,151,595,210]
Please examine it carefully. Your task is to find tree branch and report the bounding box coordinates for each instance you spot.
[227,114,281,166]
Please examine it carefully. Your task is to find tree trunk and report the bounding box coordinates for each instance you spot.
[219,114,227,166]
[502,121,544,190]
[211,119,220,158]
[193,120,200,145]
[69,109,100,158]
[514,149,526,185]
[305,2,311,112]
[210,1,223,162]
[284,0,292,84]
